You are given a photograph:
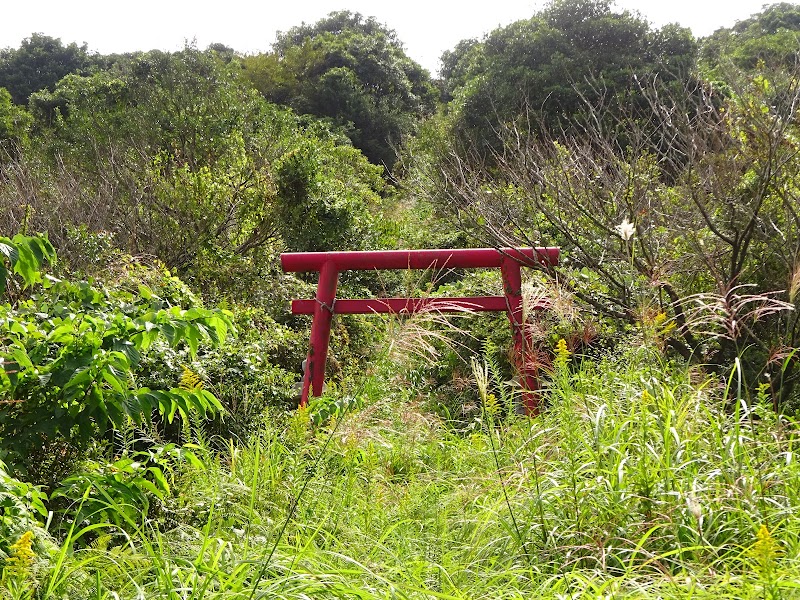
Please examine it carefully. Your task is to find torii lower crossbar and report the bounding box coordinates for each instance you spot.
[281,247,559,415]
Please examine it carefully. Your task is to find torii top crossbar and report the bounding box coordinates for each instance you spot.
[281,247,559,415]
[281,247,559,272]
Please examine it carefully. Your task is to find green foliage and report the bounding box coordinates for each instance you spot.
[52,443,202,534]
[0,461,47,550]
[136,306,304,441]
[27,48,287,275]
[0,251,232,476]
[424,57,800,392]
[16,45,384,302]
[406,271,513,422]
[0,88,31,158]
[701,2,800,74]
[0,233,55,303]
[443,0,697,154]
[242,11,437,169]
[438,38,482,101]
[274,141,382,251]
[12,347,800,598]
[53,456,167,531]
[3,8,800,599]
[0,34,91,105]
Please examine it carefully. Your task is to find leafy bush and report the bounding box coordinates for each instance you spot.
[0,238,232,479]
[136,322,303,442]
[0,460,48,555]
[0,233,55,302]
[52,443,204,537]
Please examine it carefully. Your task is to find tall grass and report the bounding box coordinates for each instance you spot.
[11,343,800,598]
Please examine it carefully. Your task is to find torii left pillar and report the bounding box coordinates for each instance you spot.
[301,259,338,402]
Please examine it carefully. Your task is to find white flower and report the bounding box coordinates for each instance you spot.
[615,217,635,241]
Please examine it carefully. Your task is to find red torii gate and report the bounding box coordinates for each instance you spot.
[281,247,559,415]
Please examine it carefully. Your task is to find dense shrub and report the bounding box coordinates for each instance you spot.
[0,238,230,481]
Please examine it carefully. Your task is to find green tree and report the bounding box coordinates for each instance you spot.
[444,0,697,154]
[18,46,383,296]
[242,11,438,169]
[701,3,800,74]
[274,139,382,252]
[438,38,482,102]
[0,233,55,303]
[0,87,31,159]
[0,34,91,105]
[206,42,237,63]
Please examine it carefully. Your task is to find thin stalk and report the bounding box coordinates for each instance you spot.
[246,398,353,600]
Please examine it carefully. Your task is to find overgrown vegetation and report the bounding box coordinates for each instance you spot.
[2,1,800,597]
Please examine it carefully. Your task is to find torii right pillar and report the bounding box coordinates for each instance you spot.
[501,255,540,416]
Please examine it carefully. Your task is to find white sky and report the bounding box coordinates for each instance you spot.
[1,1,789,75]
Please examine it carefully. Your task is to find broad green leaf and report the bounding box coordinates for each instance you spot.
[101,370,126,394]
[48,323,75,343]
[138,284,153,300]
[137,479,163,498]
[113,457,135,471]
[148,466,170,495]
[11,241,38,287]
[10,347,33,370]
[185,325,200,356]
[178,447,206,470]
